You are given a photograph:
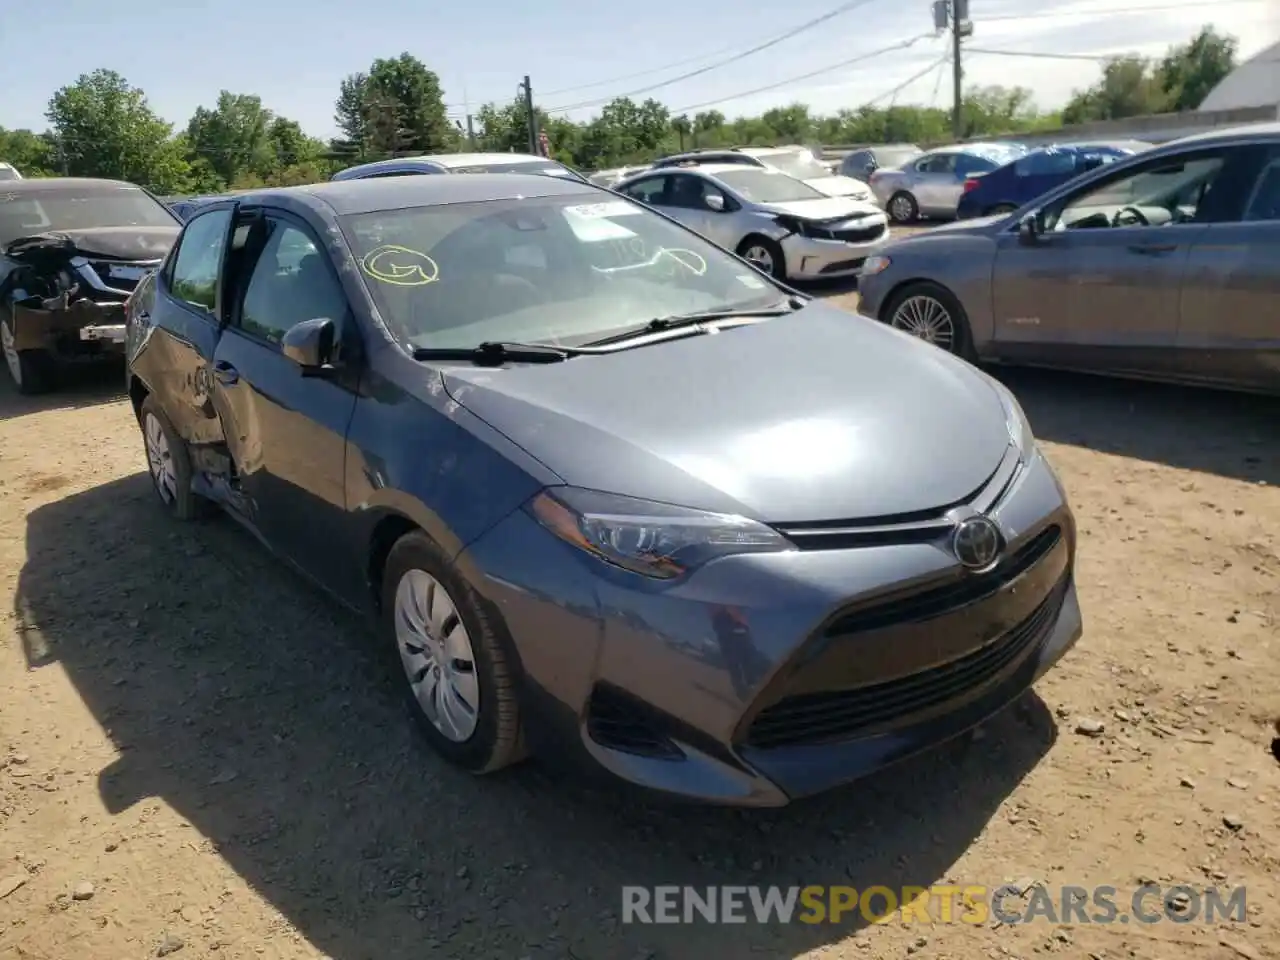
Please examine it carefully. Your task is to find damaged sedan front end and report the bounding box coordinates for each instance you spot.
[1,178,181,394]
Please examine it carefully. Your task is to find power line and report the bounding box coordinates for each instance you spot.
[864,56,952,107]
[930,55,949,106]
[667,34,939,113]
[967,47,1152,62]
[976,0,1266,21]
[544,0,893,113]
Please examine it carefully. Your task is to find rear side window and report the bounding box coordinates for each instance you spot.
[955,154,997,176]
[168,209,232,313]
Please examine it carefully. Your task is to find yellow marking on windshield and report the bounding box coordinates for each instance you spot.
[360,244,440,286]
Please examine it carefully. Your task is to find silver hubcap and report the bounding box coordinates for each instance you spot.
[743,245,774,274]
[394,570,480,742]
[891,295,956,351]
[890,195,914,222]
[1,322,21,386]
[143,412,177,502]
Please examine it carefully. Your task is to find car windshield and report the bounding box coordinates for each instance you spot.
[0,185,177,246]
[715,169,826,203]
[341,194,786,350]
[452,160,582,180]
[756,150,831,180]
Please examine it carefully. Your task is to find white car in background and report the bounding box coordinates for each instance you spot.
[0,163,22,181]
[613,162,889,281]
[587,165,652,188]
[650,146,874,202]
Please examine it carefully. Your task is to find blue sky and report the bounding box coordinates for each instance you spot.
[1,0,1275,140]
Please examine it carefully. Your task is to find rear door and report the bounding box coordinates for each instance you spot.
[911,153,959,215]
[1176,142,1280,391]
[209,208,364,601]
[132,203,238,481]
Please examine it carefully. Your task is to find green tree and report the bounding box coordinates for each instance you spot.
[1157,26,1237,111]
[185,91,276,187]
[0,128,57,176]
[1062,57,1167,124]
[45,69,190,192]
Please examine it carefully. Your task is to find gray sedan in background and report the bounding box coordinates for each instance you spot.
[857,123,1280,394]
[869,142,1028,223]
[614,163,889,280]
[839,144,923,182]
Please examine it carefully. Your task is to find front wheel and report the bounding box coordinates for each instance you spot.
[382,530,525,774]
[736,235,786,280]
[882,281,975,361]
[1,319,55,395]
[887,191,918,224]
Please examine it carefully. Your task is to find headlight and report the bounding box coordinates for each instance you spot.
[528,486,792,580]
[860,254,892,276]
[995,383,1036,459]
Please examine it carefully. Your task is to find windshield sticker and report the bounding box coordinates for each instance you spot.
[736,273,766,288]
[563,201,642,219]
[660,248,707,276]
[359,244,439,287]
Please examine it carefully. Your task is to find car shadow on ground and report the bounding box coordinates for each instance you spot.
[15,475,1057,959]
[995,367,1279,487]
[0,362,125,423]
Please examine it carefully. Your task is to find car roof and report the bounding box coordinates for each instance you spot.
[1162,120,1280,148]
[430,152,557,167]
[226,172,601,217]
[0,177,144,194]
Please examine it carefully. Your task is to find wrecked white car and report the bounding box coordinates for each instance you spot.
[1,178,181,394]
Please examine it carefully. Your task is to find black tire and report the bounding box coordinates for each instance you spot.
[887,191,919,224]
[882,280,976,362]
[138,395,211,521]
[736,235,787,280]
[381,530,525,774]
[986,203,1018,217]
[1,318,56,395]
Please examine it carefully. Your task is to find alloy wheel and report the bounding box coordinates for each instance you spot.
[394,569,481,742]
[890,295,956,351]
[143,412,177,502]
[742,244,775,275]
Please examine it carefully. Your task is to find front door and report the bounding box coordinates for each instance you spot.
[210,210,364,602]
[991,145,1233,377]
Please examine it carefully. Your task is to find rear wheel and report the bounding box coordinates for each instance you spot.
[986,203,1018,216]
[736,235,786,280]
[382,530,525,774]
[1,319,55,395]
[887,191,918,224]
[139,396,210,520]
[883,281,975,360]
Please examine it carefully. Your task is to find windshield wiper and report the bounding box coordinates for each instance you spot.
[583,296,807,347]
[413,341,583,366]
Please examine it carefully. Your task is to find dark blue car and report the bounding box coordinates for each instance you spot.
[956,141,1150,220]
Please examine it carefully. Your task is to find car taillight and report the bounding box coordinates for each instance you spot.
[963,178,980,193]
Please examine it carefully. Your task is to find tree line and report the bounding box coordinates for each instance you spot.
[0,26,1236,196]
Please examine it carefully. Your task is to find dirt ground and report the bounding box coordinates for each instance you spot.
[0,297,1277,960]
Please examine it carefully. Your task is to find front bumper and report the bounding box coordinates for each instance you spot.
[457,447,1080,807]
[854,265,895,320]
[782,229,892,280]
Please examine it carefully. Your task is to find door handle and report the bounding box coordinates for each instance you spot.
[1128,242,1177,255]
[213,361,239,385]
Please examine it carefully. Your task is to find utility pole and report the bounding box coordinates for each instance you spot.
[518,76,539,155]
[950,0,973,140]
[465,114,476,150]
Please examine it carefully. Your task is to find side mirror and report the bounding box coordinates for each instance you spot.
[1017,212,1043,245]
[282,317,336,372]
[704,194,726,212]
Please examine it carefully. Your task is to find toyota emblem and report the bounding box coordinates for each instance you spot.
[952,516,1002,570]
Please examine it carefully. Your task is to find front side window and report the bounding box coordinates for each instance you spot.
[238,219,347,345]
[620,177,668,205]
[1050,150,1227,230]
[341,194,785,351]
[168,209,232,312]
[714,169,825,203]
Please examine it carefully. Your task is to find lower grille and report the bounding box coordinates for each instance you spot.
[745,576,1069,749]
[820,257,866,275]
[586,684,682,759]
[832,222,887,243]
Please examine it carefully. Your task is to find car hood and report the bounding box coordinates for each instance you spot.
[756,195,886,223]
[33,226,180,261]
[803,174,874,198]
[441,303,1013,523]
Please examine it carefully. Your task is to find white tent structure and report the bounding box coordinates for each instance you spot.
[1200,40,1280,111]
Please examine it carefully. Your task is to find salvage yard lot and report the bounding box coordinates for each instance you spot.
[0,299,1278,960]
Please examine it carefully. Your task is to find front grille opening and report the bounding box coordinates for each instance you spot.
[586,684,684,760]
[824,525,1061,639]
[745,576,1069,749]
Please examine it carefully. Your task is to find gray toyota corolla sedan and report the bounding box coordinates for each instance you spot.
[125,173,1082,807]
